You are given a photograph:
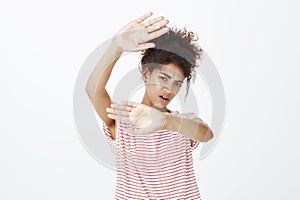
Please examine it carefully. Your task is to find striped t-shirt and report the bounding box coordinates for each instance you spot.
[102,111,202,199]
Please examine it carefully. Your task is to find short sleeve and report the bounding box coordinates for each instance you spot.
[181,112,201,151]
[189,139,200,150]
[102,122,117,156]
[102,122,116,142]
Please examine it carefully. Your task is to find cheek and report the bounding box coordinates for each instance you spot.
[146,83,162,95]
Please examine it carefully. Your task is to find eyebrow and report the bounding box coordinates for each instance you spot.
[159,72,183,83]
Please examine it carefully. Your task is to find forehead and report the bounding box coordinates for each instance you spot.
[155,63,185,80]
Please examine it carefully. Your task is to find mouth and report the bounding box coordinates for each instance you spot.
[159,95,170,104]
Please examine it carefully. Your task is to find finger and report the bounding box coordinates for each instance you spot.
[132,43,155,52]
[135,12,153,23]
[107,113,131,123]
[106,107,130,117]
[143,16,164,28]
[120,100,140,108]
[148,27,170,41]
[147,19,169,33]
[110,103,133,112]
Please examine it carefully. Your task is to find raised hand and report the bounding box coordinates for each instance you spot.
[113,12,170,52]
[106,101,167,135]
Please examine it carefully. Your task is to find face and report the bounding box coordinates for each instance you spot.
[142,63,185,112]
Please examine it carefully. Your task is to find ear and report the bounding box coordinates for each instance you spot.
[142,68,150,82]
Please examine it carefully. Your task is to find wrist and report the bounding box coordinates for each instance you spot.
[112,35,125,54]
[162,112,180,132]
[162,112,169,130]
[162,112,172,130]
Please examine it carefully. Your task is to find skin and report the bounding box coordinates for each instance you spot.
[107,64,213,141]
[86,12,213,142]
[141,63,185,113]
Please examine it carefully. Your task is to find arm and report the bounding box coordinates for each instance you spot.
[85,12,170,139]
[163,113,213,142]
[85,38,123,130]
[106,101,213,142]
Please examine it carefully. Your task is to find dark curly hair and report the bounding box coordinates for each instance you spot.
[139,27,203,101]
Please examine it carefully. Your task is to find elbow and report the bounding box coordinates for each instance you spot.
[85,86,91,95]
[85,87,94,102]
[193,119,214,142]
[85,83,92,94]
[196,126,214,143]
[85,80,95,97]
[203,128,214,142]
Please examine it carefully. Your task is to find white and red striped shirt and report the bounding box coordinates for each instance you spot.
[102,111,202,200]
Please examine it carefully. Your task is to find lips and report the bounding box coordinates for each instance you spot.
[159,95,170,105]
[159,95,169,101]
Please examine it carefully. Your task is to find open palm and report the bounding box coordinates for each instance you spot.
[114,12,170,52]
[106,101,166,135]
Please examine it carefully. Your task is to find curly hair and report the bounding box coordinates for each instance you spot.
[139,27,203,101]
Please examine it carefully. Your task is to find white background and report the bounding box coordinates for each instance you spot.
[1,0,299,199]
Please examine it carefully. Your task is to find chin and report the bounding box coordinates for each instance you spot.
[152,103,164,109]
[153,103,170,112]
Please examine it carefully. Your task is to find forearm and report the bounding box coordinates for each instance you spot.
[85,37,123,99]
[163,113,213,142]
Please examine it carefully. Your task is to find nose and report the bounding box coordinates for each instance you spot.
[162,82,175,94]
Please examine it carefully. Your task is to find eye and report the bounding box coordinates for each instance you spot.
[176,83,182,88]
[159,76,167,81]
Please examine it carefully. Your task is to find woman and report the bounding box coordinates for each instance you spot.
[86,12,213,199]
